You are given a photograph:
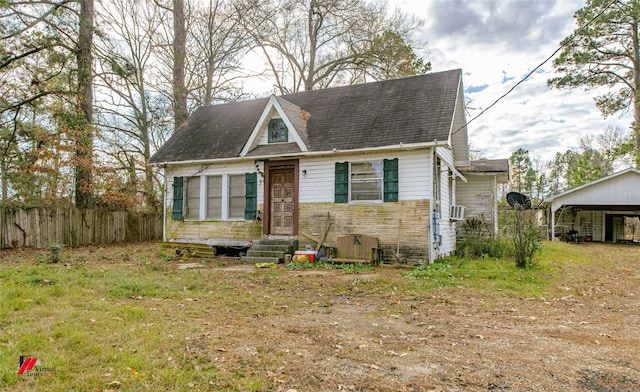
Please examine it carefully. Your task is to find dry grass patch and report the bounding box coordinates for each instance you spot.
[1,241,639,391]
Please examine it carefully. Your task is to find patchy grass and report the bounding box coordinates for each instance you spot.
[404,252,559,297]
[1,241,639,391]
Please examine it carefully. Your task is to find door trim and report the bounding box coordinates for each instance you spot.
[263,160,299,235]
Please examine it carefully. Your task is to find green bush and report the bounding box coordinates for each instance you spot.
[511,210,542,269]
[456,216,507,258]
[47,243,65,263]
[456,238,509,259]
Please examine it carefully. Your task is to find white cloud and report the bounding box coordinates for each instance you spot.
[391,0,632,162]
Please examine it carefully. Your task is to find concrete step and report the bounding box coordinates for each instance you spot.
[242,239,297,264]
[240,256,282,264]
[250,244,292,252]
[260,239,297,246]
[246,250,286,258]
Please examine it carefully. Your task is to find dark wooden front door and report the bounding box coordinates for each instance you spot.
[270,168,295,235]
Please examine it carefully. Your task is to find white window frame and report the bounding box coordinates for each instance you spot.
[227,174,245,219]
[185,176,202,220]
[206,175,222,219]
[349,160,383,203]
[185,174,245,221]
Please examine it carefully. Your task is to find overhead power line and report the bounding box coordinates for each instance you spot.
[452,0,618,137]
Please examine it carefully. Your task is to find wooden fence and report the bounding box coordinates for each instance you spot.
[0,207,162,249]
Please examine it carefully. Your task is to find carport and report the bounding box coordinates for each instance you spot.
[545,168,640,242]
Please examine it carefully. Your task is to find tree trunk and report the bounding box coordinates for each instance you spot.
[633,20,640,169]
[75,0,94,208]
[172,0,188,131]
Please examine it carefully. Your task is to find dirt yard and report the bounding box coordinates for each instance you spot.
[211,250,639,391]
[1,242,639,391]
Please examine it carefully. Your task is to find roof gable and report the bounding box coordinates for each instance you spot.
[545,168,640,210]
[150,69,466,164]
[240,95,309,157]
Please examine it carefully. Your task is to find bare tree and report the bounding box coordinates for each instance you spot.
[153,0,249,130]
[237,0,425,93]
[94,0,170,210]
[172,0,188,131]
[188,0,251,106]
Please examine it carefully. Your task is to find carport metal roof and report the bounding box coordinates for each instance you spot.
[544,168,640,213]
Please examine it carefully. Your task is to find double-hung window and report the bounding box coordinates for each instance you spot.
[350,161,383,201]
[173,174,256,221]
[228,174,245,219]
[185,176,201,219]
[206,176,222,219]
[206,175,244,219]
[335,159,398,203]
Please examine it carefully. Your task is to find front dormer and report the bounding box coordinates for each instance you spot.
[240,95,309,157]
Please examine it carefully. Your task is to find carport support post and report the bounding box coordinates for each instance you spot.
[551,206,556,241]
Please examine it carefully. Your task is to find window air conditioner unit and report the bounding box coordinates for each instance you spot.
[450,205,465,221]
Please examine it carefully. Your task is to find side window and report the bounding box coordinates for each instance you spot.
[434,157,442,213]
[185,176,201,219]
[206,176,222,219]
[171,177,184,220]
[178,173,255,221]
[228,174,245,219]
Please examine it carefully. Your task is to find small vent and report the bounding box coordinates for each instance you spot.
[450,205,465,221]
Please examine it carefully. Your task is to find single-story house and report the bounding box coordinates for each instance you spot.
[150,69,507,263]
[544,168,640,242]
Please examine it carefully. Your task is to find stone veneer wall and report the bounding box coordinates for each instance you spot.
[165,205,264,242]
[297,200,431,264]
[166,200,433,263]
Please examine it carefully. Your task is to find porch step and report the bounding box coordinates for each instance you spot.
[241,256,282,264]
[241,239,298,264]
[161,242,215,258]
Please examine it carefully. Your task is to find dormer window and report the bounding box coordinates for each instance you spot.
[268,118,288,143]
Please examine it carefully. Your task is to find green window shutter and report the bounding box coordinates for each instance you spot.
[383,158,399,202]
[171,176,184,220]
[244,172,258,220]
[335,162,349,203]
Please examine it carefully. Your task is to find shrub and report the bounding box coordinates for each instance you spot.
[456,216,506,258]
[511,210,542,269]
[47,242,65,263]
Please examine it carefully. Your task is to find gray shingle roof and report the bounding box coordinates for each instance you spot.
[457,159,509,174]
[150,69,462,164]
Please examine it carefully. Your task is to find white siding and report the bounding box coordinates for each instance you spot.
[457,175,498,235]
[165,162,264,210]
[162,147,468,260]
[298,150,433,203]
[433,147,458,256]
[549,170,640,211]
[450,81,470,166]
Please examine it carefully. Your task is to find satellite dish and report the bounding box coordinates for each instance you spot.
[506,192,531,210]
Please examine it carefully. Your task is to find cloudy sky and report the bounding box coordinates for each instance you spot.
[389,0,631,162]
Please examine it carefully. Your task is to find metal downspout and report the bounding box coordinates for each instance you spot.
[162,167,167,243]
